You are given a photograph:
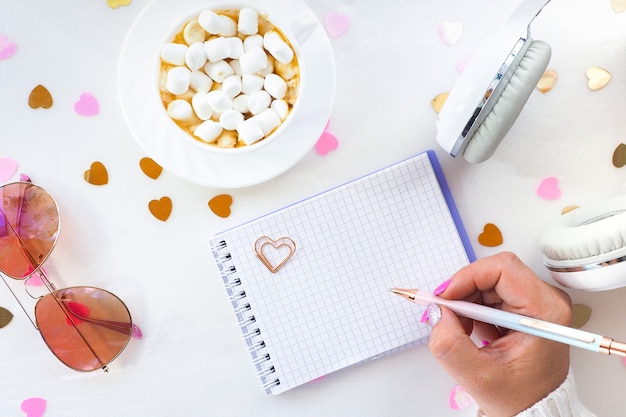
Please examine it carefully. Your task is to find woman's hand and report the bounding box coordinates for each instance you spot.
[427,252,572,417]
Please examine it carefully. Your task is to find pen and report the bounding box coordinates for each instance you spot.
[390,288,626,357]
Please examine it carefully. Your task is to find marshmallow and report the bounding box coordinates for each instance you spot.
[247,90,271,115]
[167,99,194,122]
[204,37,231,62]
[183,20,206,45]
[229,59,243,75]
[222,75,242,97]
[204,60,234,82]
[191,93,213,120]
[254,108,282,135]
[241,74,264,95]
[239,47,268,74]
[270,99,289,120]
[219,15,238,36]
[185,42,207,70]
[206,90,233,113]
[274,60,298,81]
[161,43,188,66]
[263,31,294,64]
[256,59,274,77]
[189,69,213,93]
[238,8,259,35]
[243,34,263,51]
[217,131,237,148]
[226,37,244,59]
[263,73,287,99]
[219,109,244,130]
[232,94,250,113]
[194,120,223,143]
[236,118,265,145]
[166,66,191,95]
[198,10,237,36]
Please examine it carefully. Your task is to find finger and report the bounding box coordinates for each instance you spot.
[441,252,533,301]
[438,252,570,322]
[480,288,503,306]
[472,320,505,345]
[429,306,482,379]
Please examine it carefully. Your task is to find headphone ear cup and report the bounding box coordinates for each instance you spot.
[540,195,626,291]
[463,40,552,163]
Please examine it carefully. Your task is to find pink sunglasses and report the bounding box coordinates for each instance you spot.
[0,181,134,372]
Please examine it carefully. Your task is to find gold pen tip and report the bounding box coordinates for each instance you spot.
[389,288,417,302]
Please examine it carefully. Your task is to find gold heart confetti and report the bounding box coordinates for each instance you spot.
[107,0,132,8]
[254,236,296,273]
[536,69,558,93]
[431,92,449,113]
[561,205,579,215]
[612,143,626,168]
[149,197,172,221]
[571,304,592,329]
[611,0,626,12]
[478,223,503,247]
[586,66,611,91]
[28,84,53,109]
[83,161,108,185]
[0,307,13,329]
[139,157,163,179]
[208,194,233,218]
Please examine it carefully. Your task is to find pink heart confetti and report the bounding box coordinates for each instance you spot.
[537,176,561,200]
[325,13,350,38]
[74,92,100,116]
[449,384,474,410]
[25,268,45,287]
[457,53,472,73]
[438,21,463,46]
[315,131,339,155]
[0,157,18,182]
[20,173,32,182]
[309,375,327,384]
[131,323,143,339]
[0,35,17,60]
[64,302,90,326]
[21,397,46,417]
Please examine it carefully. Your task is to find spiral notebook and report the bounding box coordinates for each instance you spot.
[210,150,475,395]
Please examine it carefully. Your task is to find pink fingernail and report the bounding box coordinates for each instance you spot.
[433,279,451,296]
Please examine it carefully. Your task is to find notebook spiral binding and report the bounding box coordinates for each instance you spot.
[210,239,281,393]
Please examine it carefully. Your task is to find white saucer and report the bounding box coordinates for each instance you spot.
[118,0,336,188]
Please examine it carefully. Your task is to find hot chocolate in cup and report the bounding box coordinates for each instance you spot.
[157,6,317,154]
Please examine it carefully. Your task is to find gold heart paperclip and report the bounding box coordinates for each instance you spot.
[254,236,296,273]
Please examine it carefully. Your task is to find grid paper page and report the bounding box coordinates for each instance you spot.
[213,151,472,395]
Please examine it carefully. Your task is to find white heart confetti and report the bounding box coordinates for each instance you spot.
[438,21,463,46]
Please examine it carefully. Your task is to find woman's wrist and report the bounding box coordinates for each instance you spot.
[476,369,596,417]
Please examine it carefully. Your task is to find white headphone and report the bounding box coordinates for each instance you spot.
[540,195,626,291]
[436,1,626,290]
[435,0,552,163]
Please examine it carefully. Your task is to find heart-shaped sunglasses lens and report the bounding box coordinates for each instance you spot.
[36,286,132,371]
[0,182,59,279]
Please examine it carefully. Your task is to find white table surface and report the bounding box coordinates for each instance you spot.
[1,1,625,415]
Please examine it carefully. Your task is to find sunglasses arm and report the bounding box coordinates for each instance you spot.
[0,273,39,329]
